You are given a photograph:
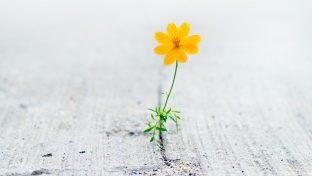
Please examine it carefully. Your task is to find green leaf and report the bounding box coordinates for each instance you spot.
[163,116,168,122]
[157,106,161,113]
[144,126,154,133]
[174,114,181,119]
[169,116,175,122]
[148,108,156,112]
[166,108,171,114]
[147,122,151,127]
[150,136,155,142]
[159,115,165,121]
[155,127,167,131]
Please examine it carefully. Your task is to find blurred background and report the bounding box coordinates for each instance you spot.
[1,0,311,71]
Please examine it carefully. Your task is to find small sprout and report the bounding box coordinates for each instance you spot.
[150,136,155,142]
[148,108,156,112]
[144,126,154,133]
[144,105,180,143]
[166,108,171,114]
[155,127,167,131]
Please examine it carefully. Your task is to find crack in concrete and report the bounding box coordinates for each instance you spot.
[156,65,203,175]
[157,66,170,166]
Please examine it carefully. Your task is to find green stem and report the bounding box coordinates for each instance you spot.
[162,61,179,112]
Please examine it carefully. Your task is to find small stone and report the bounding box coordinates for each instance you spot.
[31,169,50,175]
[42,153,52,157]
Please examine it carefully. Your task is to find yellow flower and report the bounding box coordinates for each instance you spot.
[154,22,201,65]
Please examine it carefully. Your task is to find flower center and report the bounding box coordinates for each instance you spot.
[172,37,180,48]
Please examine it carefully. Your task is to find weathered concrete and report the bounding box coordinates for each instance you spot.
[0,0,312,175]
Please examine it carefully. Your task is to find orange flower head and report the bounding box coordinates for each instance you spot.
[154,22,201,65]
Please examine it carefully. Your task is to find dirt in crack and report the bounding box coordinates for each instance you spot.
[157,72,170,165]
[157,77,171,166]
[158,131,170,166]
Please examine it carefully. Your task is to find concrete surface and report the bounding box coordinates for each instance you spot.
[0,0,312,175]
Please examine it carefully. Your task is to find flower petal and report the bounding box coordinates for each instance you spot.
[164,51,176,65]
[167,23,178,38]
[178,22,190,39]
[155,32,171,44]
[154,45,172,55]
[181,35,201,45]
[173,49,187,63]
[181,45,198,54]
